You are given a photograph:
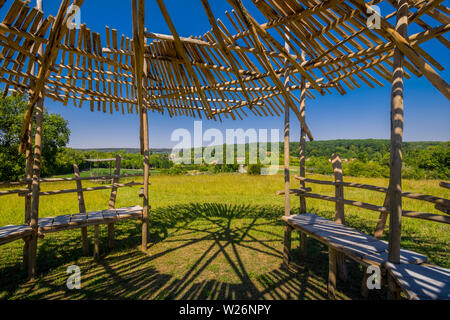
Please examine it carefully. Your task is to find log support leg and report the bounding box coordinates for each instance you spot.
[337,253,348,282]
[300,233,307,257]
[283,224,293,268]
[328,248,337,299]
[108,224,115,250]
[81,227,89,255]
[387,272,402,300]
[93,225,100,260]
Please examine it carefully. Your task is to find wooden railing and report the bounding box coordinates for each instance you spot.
[278,154,450,238]
[0,173,145,197]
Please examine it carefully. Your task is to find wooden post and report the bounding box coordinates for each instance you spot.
[28,98,44,279]
[331,154,345,225]
[22,120,33,270]
[107,155,122,249]
[282,34,291,267]
[388,0,408,265]
[299,51,308,258]
[74,164,88,255]
[93,224,100,260]
[387,0,408,299]
[328,248,337,299]
[331,154,347,281]
[374,188,391,239]
[141,108,150,252]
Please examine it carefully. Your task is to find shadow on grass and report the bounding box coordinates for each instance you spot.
[0,203,445,300]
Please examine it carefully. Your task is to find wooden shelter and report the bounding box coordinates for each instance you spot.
[0,0,448,299]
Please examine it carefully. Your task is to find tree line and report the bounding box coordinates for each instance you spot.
[1,94,448,181]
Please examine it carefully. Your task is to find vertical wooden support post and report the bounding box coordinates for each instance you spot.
[282,34,291,267]
[141,108,150,252]
[28,98,44,279]
[388,0,408,265]
[22,120,33,270]
[93,224,100,260]
[328,248,337,299]
[331,154,347,281]
[107,155,122,249]
[331,154,345,224]
[298,49,308,257]
[388,0,408,299]
[374,189,391,239]
[74,164,88,255]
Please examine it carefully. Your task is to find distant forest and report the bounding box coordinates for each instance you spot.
[1,139,448,181]
[287,139,449,180]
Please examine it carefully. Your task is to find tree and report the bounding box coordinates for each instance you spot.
[0,93,70,181]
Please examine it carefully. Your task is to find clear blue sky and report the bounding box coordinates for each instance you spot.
[37,0,449,148]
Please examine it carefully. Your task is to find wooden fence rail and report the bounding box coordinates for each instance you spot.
[0,173,145,186]
[295,176,450,209]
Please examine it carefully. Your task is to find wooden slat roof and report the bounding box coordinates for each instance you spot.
[0,0,448,123]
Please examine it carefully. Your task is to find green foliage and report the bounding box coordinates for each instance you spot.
[247,163,262,175]
[0,94,70,181]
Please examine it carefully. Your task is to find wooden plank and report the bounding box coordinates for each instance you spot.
[19,0,85,152]
[73,163,88,255]
[386,263,450,300]
[87,211,104,222]
[51,214,71,228]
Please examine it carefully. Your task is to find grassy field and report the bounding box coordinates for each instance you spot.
[0,173,448,300]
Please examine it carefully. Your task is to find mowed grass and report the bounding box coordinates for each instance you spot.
[0,173,448,300]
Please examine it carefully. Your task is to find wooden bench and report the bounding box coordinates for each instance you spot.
[0,206,143,243]
[283,213,450,299]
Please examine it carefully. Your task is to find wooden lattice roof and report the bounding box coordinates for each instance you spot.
[0,0,448,129]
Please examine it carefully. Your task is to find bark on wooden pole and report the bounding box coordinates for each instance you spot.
[388,0,409,265]
[282,34,292,267]
[141,108,150,252]
[74,163,88,255]
[387,0,409,299]
[28,98,44,279]
[299,50,308,257]
[331,153,347,281]
[22,120,33,270]
[107,155,122,249]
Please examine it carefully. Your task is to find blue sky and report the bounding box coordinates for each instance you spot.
[35,1,449,148]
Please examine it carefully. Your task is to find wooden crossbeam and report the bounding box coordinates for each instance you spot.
[156,0,213,119]
[228,0,314,140]
[19,0,85,153]
[352,0,450,100]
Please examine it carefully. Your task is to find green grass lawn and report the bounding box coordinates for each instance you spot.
[0,173,448,300]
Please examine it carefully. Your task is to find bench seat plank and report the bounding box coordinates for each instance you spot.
[0,225,33,245]
[386,262,450,300]
[70,213,88,225]
[362,247,428,266]
[102,209,118,221]
[87,211,104,222]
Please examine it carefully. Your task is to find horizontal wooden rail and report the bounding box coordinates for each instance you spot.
[440,182,450,190]
[0,173,145,186]
[287,190,450,225]
[0,188,29,196]
[18,181,148,197]
[295,176,450,208]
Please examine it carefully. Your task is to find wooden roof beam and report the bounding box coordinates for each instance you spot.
[155,0,214,119]
[227,0,323,94]
[352,0,450,100]
[227,0,314,140]
[19,0,84,153]
[201,0,255,109]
